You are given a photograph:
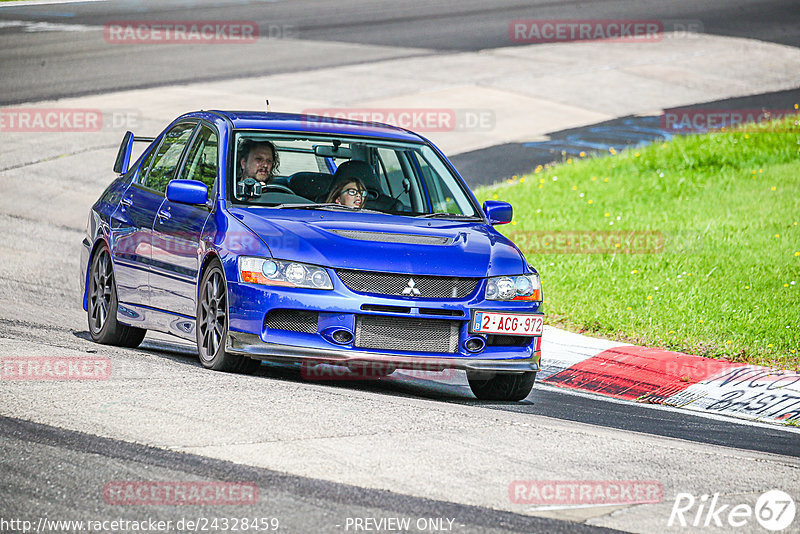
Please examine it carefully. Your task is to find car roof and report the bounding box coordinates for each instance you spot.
[189,110,426,143]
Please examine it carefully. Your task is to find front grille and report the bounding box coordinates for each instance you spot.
[337,270,479,299]
[355,315,459,353]
[265,310,318,333]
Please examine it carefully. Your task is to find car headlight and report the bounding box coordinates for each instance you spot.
[485,274,541,301]
[238,257,333,290]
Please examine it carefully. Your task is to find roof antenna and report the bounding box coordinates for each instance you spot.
[265,99,271,112]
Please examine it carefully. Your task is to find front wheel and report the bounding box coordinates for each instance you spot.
[196,261,260,374]
[87,245,146,348]
[467,371,536,401]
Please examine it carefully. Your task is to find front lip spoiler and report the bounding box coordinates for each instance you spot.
[226,332,539,373]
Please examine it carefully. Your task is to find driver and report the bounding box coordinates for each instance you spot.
[238,139,280,187]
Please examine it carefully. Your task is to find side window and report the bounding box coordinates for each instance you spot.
[179,125,218,190]
[142,122,196,193]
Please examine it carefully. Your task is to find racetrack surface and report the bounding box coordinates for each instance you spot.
[1,2,800,532]
[1,0,800,104]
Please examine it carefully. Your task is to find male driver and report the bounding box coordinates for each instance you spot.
[238,139,280,186]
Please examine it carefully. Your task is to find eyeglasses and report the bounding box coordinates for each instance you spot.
[341,188,368,198]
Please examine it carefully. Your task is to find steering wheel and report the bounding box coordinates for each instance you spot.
[263,184,295,194]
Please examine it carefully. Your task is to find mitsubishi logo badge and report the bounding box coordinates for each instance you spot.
[402,278,421,296]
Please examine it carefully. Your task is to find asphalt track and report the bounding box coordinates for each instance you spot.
[1,0,800,104]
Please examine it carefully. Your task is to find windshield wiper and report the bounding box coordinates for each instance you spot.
[415,212,484,220]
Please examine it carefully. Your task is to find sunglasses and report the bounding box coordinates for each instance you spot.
[341,188,368,198]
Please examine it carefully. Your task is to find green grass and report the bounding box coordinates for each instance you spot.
[475,113,800,370]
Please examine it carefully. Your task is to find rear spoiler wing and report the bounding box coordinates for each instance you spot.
[113,131,156,174]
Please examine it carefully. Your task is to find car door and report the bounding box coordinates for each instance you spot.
[111,121,197,307]
[149,123,217,316]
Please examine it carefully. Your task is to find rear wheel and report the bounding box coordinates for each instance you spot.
[87,246,146,347]
[196,261,260,374]
[467,371,536,401]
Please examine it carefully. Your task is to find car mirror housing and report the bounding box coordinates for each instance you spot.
[483,200,513,224]
[167,179,209,205]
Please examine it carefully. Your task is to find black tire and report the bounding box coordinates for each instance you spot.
[87,245,146,348]
[467,371,536,401]
[196,260,260,374]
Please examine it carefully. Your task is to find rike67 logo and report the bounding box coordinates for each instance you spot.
[669,490,796,531]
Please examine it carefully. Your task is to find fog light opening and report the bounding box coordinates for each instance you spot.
[332,329,354,344]
[464,336,486,353]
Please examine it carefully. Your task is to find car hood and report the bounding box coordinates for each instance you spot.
[229,208,526,277]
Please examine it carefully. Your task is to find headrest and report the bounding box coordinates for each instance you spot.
[332,160,379,192]
[289,172,334,201]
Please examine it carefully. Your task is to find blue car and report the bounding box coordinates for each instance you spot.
[80,110,543,401]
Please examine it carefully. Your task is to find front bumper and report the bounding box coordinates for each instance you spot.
[227,276,542,374]
[227,331,540,373]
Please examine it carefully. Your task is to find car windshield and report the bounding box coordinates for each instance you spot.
[229,132,479,218]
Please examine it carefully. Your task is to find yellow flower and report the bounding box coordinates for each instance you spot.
[775,234,780,238]
[603,178,609,182]
[785,283,790,287]
[492,194,498,199]
[758,169,762,173]
[627,306,632,310]
[631,269,638,274]
[752,170,757,175]
[538,184,544,189]
[604,212,610,217]
[511,220,517,225]
[745,285,750,289]
[698,319,704,323]
[615,243,621,248]
[520,177,525,183]
[634,152,640,157]
[768,344,773,348]
[646,295,653,300]
[572,185,578,191]
[535,165,542,173]
[725,340,732,345]
[567,158,573,164]
[795,252,800,257]
[609,147,616,155]
[745,134,750,139]
[591,176,597,181]
[771,186,776,191]
[539,178,545,184]
[579,151,586,157]
[796,104,799,110]
[587,199,594,204]
[669,330,675,334]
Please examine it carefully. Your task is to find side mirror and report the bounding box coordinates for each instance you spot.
[113,131,135,174]
[167,180,209,205]
[483,200,513,225]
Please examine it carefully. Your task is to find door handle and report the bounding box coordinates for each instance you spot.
[157,209,171,221]
[120,197,133,207]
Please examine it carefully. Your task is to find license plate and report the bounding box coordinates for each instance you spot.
[471,312,544,336]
